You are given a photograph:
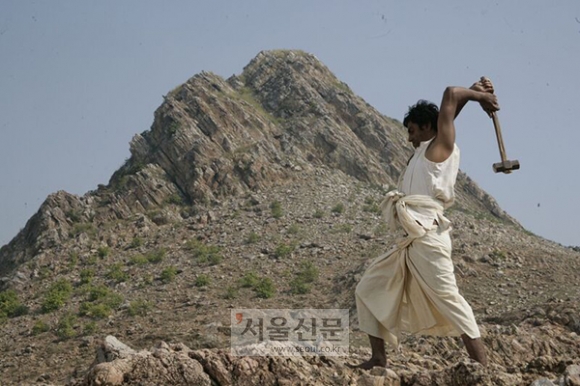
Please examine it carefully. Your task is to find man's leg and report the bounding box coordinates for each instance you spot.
[461,334,487,365]
[348,334,387,369]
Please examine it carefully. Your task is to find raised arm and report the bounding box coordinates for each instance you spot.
[426,82,499,163]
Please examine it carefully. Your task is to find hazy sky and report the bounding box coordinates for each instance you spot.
[1,1,579,247]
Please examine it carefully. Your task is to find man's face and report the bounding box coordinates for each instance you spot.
[406,121,433,148]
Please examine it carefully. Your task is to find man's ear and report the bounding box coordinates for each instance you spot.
[419,122,432,132]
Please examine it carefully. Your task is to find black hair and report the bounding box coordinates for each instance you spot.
[403,100,439,132]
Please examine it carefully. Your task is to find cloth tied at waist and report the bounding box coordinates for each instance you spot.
[378,190,451,239]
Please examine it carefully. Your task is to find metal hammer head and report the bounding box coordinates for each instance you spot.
[493,160,520,174]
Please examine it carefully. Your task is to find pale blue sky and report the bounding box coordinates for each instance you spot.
[1,1,579,247]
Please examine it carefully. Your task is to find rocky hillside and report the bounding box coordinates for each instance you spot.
[0,50,578,385]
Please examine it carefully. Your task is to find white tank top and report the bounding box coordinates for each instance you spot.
[399,138,460,209]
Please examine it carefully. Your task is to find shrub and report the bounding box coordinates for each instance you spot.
[240,272,260,288]
[128,299,151,316]
[246,231,260,244]
[68,252,79,269]
[288,224,300,235]
[289,278,311,295]
[32,320,51,335]
[313,209,325,219]
[296,261,319,283]
[274,243,294,258]
[85,255,98,265]
[79,269,95,285]
[83,321,98,335]
[223,286,238,300]
[0,290,28,319]
[161,266,177,283]
[130,237,143,248]
[186,239,222,265]
[490,250,507,260]
[69,223,97,238]
[146,248,166,263]
[66,210,82,223]
[42,279,73,313]
[195,274,210,287]
[255,278,276,299]
[97,246,110,258]
[290,261,319,295]
[79,285,123,319]
[79,302,112,319]
[331,224,352,234]
[363,197,380,213]
[373,222,388,236]
[270,200,283,218]
[56,313,77,339]
[106,263,128,283]
[165,193,184,206]
[129,254,148,266]
[331,203,345,214]
[208,254,223,266]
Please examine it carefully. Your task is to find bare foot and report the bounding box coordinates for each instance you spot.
[347,357,386,370]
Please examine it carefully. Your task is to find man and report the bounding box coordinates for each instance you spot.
[351,78,499,369]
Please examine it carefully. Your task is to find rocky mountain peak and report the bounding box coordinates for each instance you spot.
[1,50,579,386]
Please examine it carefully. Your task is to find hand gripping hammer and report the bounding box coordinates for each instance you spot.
[482,77,520,174]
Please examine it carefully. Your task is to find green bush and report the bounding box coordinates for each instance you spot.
[274,243,294,258]
[83,321,98,335]
[165,193,184,206]
[66,210,82,223]
[97,246,110,258]
[68,252,79,269]
[161,266,177,283]
[246,231,260,244]
[130,237,143,248]
[128,299,151,316]
[288,224,300,235]
[362,197,380,213]
[146,248,166,264]
[79,302,112,319]
[223,286,238,300]
[195,274,210,287]
[56,313,77,339]
[69,223,97,238]
[331,224,352,234]
[186,239,222,265]
[255,278,276,299]
[297,261,319,283]
[240,272,260,288]
[313,209,325,219]
[79,285,123,319]
[331,203,345,214]
[290,261,319,295]
[42,279,73,313]
[106,263,128,283]
[79,269,95,285]
[87,286,123,309]
[129,254,148,265]
[0,290,28,319]
[32,320,51,335]
[289,278,311,295]
[208,254,223,266]
[270,200,283,218]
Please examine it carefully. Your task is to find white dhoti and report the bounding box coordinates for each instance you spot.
[355,191,480,347]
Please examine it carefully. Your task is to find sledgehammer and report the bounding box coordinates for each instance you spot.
[481,77,520,174]
[490,112,519,174]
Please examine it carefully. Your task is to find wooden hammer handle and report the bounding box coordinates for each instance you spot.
[491,112,508,163]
